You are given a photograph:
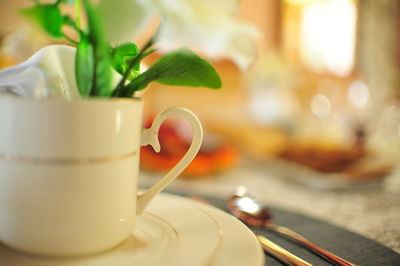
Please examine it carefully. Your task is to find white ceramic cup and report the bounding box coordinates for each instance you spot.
[0,96,203,257]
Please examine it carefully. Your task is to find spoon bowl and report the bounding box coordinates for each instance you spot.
[228,195,272,227]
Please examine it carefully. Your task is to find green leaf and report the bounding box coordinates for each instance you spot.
[55,0,73,5]
[20,4,64,38]
[58,0,75,4]
[82,0,112,97]
[111,42,140,81]
[120,48,222,97]
[75,35,94,97]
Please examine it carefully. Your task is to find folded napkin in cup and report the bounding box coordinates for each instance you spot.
[0,45,81,99]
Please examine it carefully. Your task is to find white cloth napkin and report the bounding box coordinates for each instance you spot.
[0,45,81,99]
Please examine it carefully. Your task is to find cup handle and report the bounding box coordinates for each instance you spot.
[136,107,203,215]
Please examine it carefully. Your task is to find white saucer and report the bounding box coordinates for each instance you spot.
[0,193,264,266]
[158,194,265,266]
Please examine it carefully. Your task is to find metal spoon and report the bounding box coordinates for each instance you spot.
[256,234,312,266]
[190,196,312,266]
[227,187,355,266]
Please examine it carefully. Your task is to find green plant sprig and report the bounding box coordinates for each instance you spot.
[112,39,157,97]
[21,0,222,98]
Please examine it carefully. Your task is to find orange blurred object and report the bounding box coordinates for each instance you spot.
[140,118,238,177]
[0,55,15,69]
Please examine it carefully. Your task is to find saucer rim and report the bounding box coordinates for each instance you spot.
[156,193,265,266]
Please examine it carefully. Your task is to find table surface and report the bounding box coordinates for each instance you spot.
[139,159,400,254]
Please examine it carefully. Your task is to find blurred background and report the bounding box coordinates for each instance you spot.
[142,0,400,189]
[1,0,400,252]
[1,0,399,187]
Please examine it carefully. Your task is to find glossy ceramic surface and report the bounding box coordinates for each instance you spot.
[0,97,203,256]
[0,193,221,266]
[0,193,264,266]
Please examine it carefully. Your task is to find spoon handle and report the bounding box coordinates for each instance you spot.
[266,224,355,266]
[257,235,312,266]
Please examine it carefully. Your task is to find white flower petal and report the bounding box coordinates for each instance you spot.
[150,0,259,69]
[97,0,153,43]
[222,24,260,69]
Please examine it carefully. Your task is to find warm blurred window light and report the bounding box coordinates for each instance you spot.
[298,0,357,77]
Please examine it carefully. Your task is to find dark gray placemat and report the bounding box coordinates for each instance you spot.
[176,192,400,266]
